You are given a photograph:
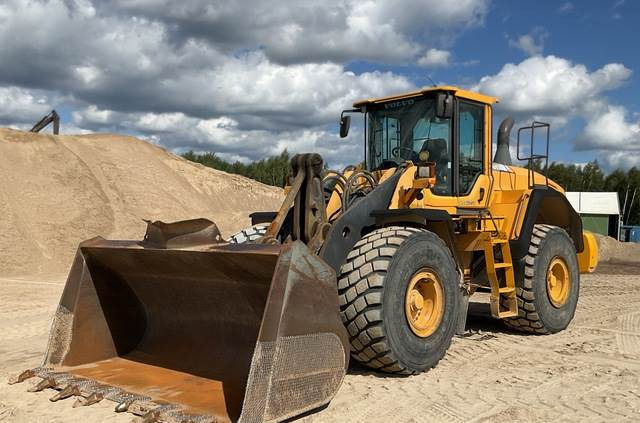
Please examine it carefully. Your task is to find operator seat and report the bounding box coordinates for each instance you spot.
[421,139,449,186]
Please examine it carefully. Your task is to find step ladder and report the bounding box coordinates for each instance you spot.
[483,233,518,318]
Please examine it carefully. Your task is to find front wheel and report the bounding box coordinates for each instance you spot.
[337,226,460,374]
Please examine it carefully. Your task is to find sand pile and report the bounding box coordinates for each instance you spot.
[594,233,640,263]
[0,128,283,278]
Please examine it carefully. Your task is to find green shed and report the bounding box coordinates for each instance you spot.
[566,192,620,238]
[579,213,610,236]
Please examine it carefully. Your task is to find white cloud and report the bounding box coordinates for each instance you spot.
[72,105,114,125]
[557,2,574,13]
[508,27,549,57]
[474,55,638,168]
[106,0,490,65]
[509,34,542,56]
[204,52,413,128]
[68,50,413,133]
[578,105,640,150]
[70,105,366,167]
[474,56,631,117]
[59,122,93,135]
[601,151,640,169]
[0,86,52,124]
[74,65,101,86]
[417,49,451,68]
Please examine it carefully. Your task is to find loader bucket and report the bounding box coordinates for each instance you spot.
[25,220,349,423]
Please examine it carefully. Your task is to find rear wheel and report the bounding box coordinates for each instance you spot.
[227,224,268,244]
[337,226,460,374]
[504,224,580,334]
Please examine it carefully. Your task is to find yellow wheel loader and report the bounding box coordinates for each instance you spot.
[11,86,599,422]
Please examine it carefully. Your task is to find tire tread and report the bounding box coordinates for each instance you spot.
[227,224,268,243]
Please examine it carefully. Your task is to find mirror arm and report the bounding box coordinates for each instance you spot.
[340,109,360,121]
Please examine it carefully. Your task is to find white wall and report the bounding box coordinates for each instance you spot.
[566,192,620,215]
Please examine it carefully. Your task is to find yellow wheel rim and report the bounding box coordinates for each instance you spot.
[405,268,444,338]
[546,257,570,308]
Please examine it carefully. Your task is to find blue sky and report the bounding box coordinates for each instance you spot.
[464,0,639,167]
[0,0,638,170]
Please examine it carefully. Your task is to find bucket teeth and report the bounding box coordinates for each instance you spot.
[16,368,217,423]
[8,369,36,385]
[72,392,104,408]
[28,377,56,392]
[138,405,180,423]
[115,399,134,413]
[49,384,81,402]
[140,410,162,423]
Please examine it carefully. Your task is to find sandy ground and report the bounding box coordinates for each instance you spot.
[2,264,640,423]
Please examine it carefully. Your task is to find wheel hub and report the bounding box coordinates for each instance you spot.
[405,269,444,338]
[546,257,570,308]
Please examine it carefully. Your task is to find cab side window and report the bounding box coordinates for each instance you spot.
[458,102,484,195]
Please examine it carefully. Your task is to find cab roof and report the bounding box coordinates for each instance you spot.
[353,85,498,108]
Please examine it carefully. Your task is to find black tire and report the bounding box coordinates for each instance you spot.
[337,226,460,374]
[227,224,268,244]
[504,224,580,334]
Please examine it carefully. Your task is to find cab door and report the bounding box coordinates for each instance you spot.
[455,100,491,209]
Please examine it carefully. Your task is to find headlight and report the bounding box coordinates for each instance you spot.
[417,165,431,178]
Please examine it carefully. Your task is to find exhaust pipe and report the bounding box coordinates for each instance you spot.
[494,117,514,165]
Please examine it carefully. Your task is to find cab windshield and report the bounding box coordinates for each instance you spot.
[366,96,452,194]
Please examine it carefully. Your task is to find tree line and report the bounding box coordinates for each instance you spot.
[182,151,640,225]
[532,160,638,225]
[182,150,291,188]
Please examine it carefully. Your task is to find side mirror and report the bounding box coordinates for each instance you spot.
[436,92,453,119]
[339,115,351,138]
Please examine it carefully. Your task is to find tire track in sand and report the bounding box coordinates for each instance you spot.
[617,311,640,356]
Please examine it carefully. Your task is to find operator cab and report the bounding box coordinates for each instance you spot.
[341,86,498,197]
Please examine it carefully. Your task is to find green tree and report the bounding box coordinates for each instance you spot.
[182,150,290,187]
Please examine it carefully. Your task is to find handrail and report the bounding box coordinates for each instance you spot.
[516,121,549,188]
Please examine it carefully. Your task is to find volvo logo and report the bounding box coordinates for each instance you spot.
[384,99,414,109]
